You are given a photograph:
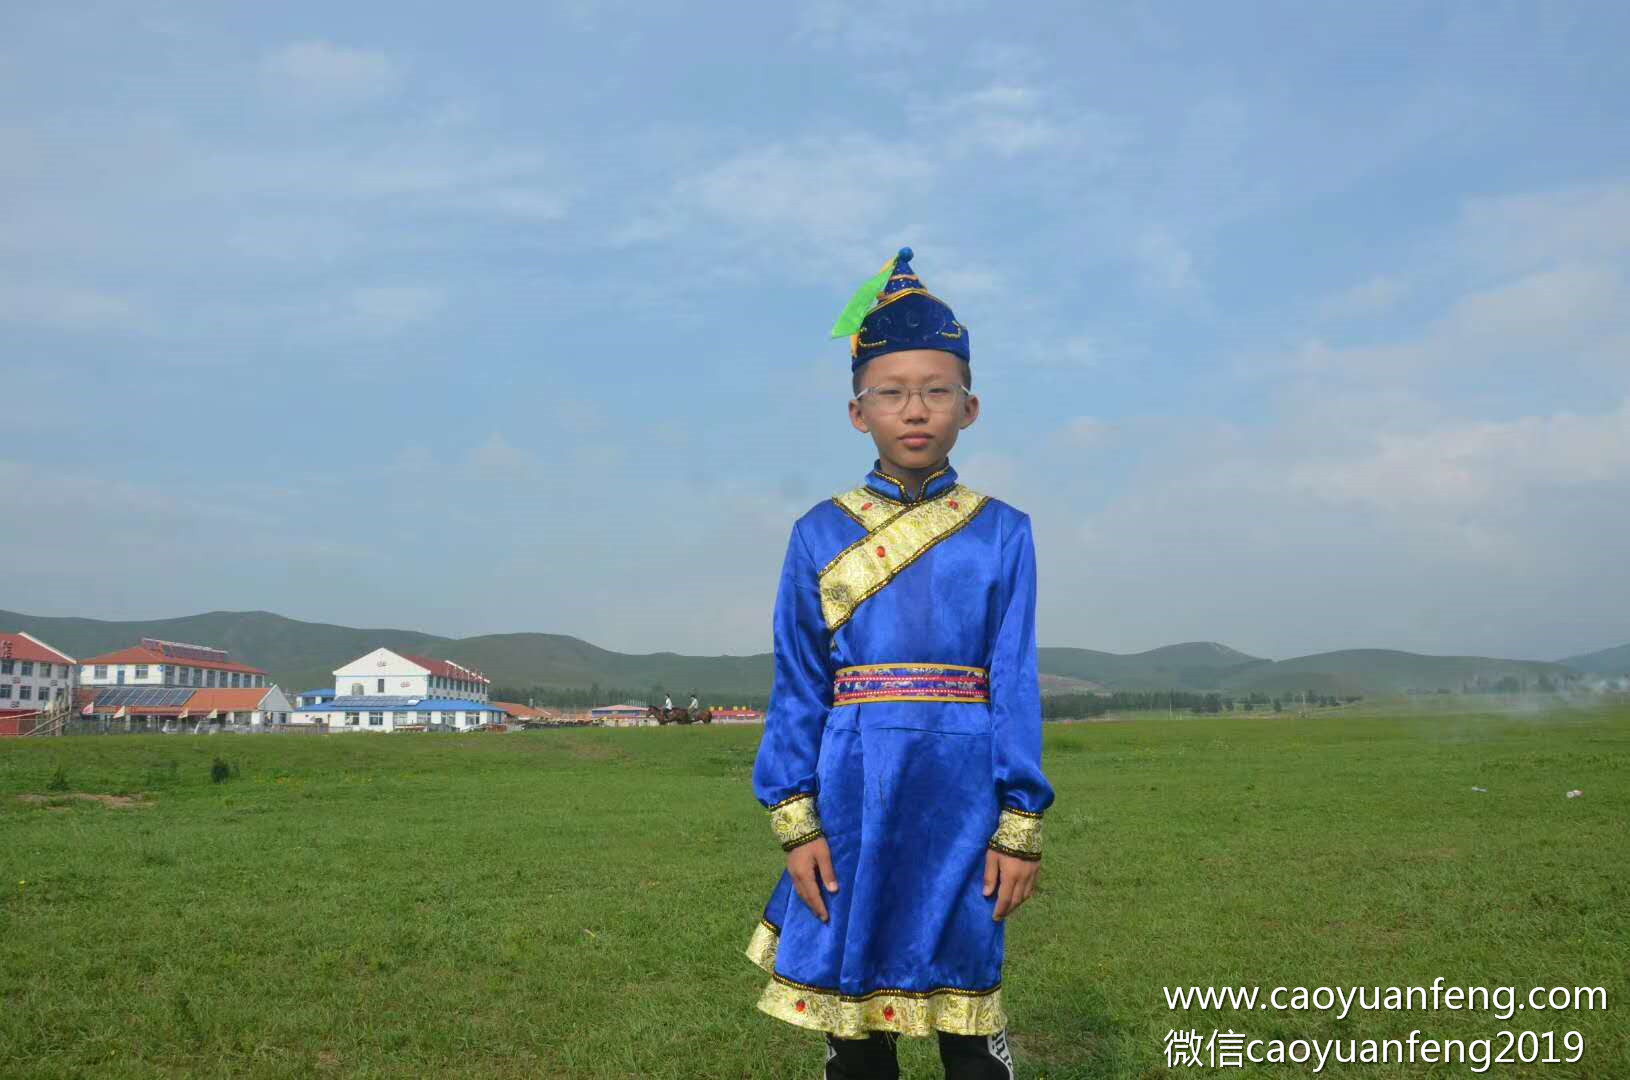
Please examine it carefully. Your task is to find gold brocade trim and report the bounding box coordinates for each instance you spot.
[835,662,988,674]
[832,486,903,530]
[818,485,989,633]
[745,918,780,971]
[744,921,1006,1035]
[939,322,965,339]
[757,973,1007,1038]
[768,793,824,850]
[989,807,1044,861]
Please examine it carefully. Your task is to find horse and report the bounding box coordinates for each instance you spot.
[644,705,714,725]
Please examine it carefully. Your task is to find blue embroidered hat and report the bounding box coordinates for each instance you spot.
[832,247,970,374]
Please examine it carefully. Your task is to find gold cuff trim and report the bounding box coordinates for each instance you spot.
[745,918,780,972]
[768,793,824,850]
[989,807,1044,861]
[757,973,1006,1038]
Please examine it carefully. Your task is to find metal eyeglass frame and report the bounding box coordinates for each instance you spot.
[853,383,972,414]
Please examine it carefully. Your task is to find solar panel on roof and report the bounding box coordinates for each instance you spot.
[92,686,193,708]
[327,696,418,709]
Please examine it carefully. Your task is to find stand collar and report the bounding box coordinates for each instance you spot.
[864,459,957,504]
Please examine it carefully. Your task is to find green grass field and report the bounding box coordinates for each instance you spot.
[2,701,1625,1078]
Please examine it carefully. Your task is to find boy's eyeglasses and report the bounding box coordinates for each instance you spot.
[854,383,970,415]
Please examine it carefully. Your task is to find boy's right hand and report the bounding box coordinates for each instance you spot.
[788,837,840,922]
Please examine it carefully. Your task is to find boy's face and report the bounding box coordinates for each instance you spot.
[848,349,979,474]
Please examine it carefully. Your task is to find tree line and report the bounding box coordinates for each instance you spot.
[490,683,771,711]
[1041,690,1363,719]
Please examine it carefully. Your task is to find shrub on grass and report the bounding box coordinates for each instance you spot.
[210,756,232,784]
[46,764,69,792]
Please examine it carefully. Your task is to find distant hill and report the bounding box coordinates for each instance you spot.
[0,609,1601,699]
[1217,648,1577,696]
[0,609,772,699]
[1558,643,1630,676]
[1037,642,1266,691]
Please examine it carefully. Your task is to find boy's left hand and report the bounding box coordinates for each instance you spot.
[983,850,1040,920]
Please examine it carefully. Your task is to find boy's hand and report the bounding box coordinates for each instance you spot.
[984,850,1039,920]
[788,838,840,922]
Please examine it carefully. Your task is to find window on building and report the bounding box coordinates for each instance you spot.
[135,665,148,679]
[351,683,363,696]
[231,672,241,688]
[0,685,9,698]
[418,711,430,723]
[369,711,384,726]
[39,687,52,701]
[466,711,479,725]
[0,660,11,675]
[345,712,360,726]
[94,665,107,679]
[441,711,455,725]
[20,661,33,676]
[206,669,216,687]
[377,678,385,693]
[19,686,32,700]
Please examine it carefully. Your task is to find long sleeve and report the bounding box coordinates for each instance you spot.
[752,521,833,851]
[985,511,1055,860]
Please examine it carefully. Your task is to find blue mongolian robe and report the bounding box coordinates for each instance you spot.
[745,459,1054,1039]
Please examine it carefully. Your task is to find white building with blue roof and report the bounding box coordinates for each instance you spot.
[294,695,506,732]
[290,647,500,731]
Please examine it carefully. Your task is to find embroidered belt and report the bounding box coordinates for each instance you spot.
[832,663,990,705]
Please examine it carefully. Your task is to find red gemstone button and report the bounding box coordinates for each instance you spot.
[883,1005,895,1020]
[861,502,873,510]
[948,500,959,509]
[875,546,887,558]
[795,999,806,1012]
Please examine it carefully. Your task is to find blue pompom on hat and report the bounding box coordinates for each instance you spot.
[833,247,970,374]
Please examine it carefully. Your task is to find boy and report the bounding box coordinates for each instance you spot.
[746,248,1054,1079]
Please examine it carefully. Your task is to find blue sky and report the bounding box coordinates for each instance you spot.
[4,1,1628,662]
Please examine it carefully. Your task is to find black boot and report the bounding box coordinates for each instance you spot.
[937,1028,1015,1079]
[824,1031,900,1080]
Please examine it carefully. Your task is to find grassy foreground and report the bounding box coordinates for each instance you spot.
[1,701,1625,1079]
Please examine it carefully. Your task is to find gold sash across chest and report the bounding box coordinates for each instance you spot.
[820,484,989,633]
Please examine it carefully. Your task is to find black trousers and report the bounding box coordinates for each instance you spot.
[824,1028,1015,1079]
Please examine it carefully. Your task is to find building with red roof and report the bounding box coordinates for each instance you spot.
[331,647,490,703]
[1,631,78,723]
[79,637,268,692]
[77,684,293,727]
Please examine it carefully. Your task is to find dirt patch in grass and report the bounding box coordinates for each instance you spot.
[17,791,154,810]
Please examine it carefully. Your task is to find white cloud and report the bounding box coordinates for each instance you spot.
[1319,274,1406,319]
[1458,182,1630,272]
[1135,226,1195,291]
[909,79,1129,163]
[674,135,937,274]
[1028,396,1630,658]
[0,283,148,331]
[1284,263,1627,381]
[348,285,447,331]
[1058,416,1113,447]
[261,41,403,108]
[1287,400,1630,510]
